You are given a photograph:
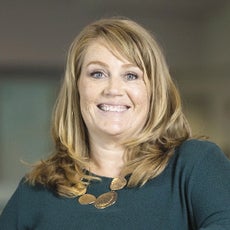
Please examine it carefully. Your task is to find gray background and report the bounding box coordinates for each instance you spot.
[0,0,229,212]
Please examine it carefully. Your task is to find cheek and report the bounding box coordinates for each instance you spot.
[78,79,93,103]
[131,85,150,108]
[78,86,98,118]
[78,81,90,115]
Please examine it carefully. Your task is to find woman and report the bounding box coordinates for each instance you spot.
[0,17,229,229]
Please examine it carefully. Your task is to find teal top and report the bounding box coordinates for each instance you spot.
[0,140,230,229]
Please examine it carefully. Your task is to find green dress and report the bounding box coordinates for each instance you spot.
[0,140,230,229]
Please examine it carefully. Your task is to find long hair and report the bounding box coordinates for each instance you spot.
[26,17,191,196]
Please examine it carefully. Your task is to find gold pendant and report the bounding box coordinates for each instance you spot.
[110,177,127,190]
[94,191,118,209]
[78,194,96,205]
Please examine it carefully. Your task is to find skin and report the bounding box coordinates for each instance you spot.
[78,40,150,177]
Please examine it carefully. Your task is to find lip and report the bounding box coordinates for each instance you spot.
[97,103,131,112]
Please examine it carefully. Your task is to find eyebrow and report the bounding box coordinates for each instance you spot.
[86,61,109,68]
[86,61,141,70]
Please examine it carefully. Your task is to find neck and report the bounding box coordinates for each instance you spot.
[89,139,125,178]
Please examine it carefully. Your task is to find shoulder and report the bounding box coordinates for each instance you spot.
[0,178,48,225]
[8,178,59,213]
[18,177,46,191]
[171,139,229,173]
[175,139,225,162]
[177,139,221,155]
[168,139,230,194]
[14,178,54,202]
[172,141,230,229]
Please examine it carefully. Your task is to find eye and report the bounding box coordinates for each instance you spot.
[125,72,138,81]
[90,71,105,79]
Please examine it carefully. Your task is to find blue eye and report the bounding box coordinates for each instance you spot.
[90,71,104,79]
[126,73,138,80]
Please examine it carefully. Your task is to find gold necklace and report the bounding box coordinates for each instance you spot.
[78,177,127,209]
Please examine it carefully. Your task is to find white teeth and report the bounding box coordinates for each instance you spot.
[98,104,129,112]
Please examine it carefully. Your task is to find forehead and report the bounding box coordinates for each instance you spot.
[82,40,133,66]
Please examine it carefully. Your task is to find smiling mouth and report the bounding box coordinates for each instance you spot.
[97,104,130,112]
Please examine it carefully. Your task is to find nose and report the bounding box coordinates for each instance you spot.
[103,76,124,96]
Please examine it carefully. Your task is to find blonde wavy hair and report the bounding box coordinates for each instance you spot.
[26,17,191,197]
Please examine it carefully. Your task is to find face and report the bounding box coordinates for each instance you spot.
[78,41,150,143]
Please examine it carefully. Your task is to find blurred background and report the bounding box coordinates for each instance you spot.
[0,0,229,212]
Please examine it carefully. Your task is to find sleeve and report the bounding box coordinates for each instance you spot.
[188,143,230,230]
[0,179,23,229]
